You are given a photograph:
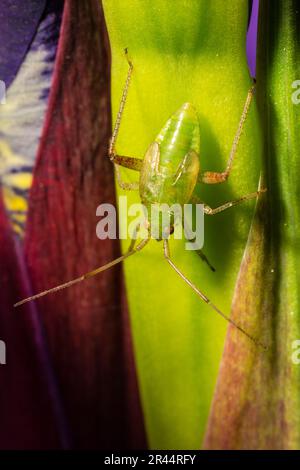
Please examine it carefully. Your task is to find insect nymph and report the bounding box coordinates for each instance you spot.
[15,50,266,349]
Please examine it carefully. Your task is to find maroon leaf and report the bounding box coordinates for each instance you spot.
[0,193,68,449]
[23,0,146,449]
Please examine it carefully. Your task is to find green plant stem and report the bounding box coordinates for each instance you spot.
[103,0,261,449]
[204,0,300,450]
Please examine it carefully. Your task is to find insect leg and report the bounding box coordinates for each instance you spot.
[163,239,267,350]
[108,49,142,189]
[14,225,150,307]
[109,48,133,156]
[114,164,139,191]
[203,189,266,215]
[111,155,142,171]
[198,83,256,184]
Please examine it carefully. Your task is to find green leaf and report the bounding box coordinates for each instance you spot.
[204,0,300,450]
[103,0,262,449]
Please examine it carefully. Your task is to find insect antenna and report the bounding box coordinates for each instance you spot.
[163,239,267,351]
[184,221,216,272]
[196,249,216,272]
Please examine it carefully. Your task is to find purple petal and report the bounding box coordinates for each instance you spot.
[0,1,46,88]
[247,0,259,78]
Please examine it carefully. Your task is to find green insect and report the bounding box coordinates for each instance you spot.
[15,50,266,349]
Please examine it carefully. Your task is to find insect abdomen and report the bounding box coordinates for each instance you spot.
[156,102,200,171]
[139,103,200,210]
